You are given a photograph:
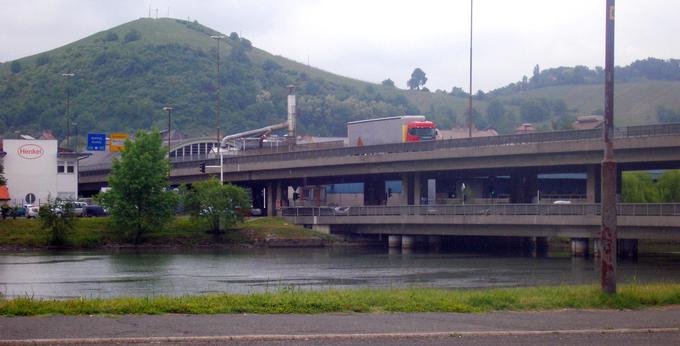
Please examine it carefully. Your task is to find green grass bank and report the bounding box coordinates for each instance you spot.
[1,284,679,316]
[0,217,333,249]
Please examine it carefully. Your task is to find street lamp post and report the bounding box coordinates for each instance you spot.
[601,0,618,294]
[62,73,75,149]
[210,35,225,183]
[163,107,173,150]
[73,122,78,152]
[468,0,473,139]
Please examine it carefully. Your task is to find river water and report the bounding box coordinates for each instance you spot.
[1,248,680,299]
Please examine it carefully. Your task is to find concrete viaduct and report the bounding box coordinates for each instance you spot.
[79,123,680,256]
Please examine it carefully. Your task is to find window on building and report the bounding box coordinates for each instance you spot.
[58,161,75,174]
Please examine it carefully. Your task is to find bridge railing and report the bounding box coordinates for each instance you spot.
[81,122,680,172]
[281,203,680,218]
[169,122,680,168]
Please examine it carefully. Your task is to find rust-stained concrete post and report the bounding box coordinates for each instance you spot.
[601,0,618,294]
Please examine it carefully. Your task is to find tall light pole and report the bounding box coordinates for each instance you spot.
[467,0,473,138]
[62,73,75,149]
[73,122,78,152]
[210,35,225,183]
[601,0,617,294]
[163,107,173,150]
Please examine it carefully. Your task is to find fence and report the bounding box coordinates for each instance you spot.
[79,122,680,173]
[172,122,680,168]
[281,203,680,218]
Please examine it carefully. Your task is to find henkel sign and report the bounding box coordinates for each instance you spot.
[17,144,45,160]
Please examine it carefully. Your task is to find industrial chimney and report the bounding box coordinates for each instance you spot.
[287,85,296,145]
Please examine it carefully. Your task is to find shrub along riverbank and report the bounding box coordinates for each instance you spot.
[0,217,334,249]
[1,284,680,316]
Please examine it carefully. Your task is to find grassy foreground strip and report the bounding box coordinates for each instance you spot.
[0,217,330,248]
[2,284,680,316]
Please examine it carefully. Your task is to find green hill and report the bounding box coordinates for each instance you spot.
[495,80,680,126]
[1,18,679,140]
[0,18,424,140]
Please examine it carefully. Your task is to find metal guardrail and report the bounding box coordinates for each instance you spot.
[80,122,680,173]
[281,203,680,218]
[173,122,680,168]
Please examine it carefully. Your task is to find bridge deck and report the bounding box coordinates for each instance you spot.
[281,204,680,240]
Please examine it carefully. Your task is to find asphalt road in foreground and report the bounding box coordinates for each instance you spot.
[1,306,680,345]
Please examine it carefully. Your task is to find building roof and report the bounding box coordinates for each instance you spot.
[514,123,536,134]
[0,186,10,200]
[572,115,604,130]
[438,126,499,139]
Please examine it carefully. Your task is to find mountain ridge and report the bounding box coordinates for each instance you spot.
[1,18,679,142]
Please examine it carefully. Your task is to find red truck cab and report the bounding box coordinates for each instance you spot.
[405,121,437,142]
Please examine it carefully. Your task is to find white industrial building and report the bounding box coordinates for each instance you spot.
[2,139,84,205]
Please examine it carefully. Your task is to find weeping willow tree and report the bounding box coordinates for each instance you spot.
[622,172,661,203]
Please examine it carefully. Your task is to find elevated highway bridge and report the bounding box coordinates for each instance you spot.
[79,123,680,256]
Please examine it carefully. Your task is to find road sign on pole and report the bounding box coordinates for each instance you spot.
[87,133,106,151]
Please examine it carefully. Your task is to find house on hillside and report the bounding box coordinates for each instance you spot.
[514,123,536,134]
[572,115,604,130]
[438,126,499,139]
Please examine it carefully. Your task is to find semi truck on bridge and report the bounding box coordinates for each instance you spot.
[348,115,437,146]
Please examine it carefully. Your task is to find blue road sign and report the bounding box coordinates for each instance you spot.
[87,133,106,151]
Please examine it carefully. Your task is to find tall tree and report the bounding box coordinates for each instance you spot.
[183,178,251,234]
[0,161,6,186]
[381,78,395,87]
[622,172,661,203]
[99,130,178,244]
[657,170,680,202]
[407,68,427,90]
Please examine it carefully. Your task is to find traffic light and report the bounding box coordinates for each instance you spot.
[199,162,206,173]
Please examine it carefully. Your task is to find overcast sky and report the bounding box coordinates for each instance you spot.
[1,0,679,91]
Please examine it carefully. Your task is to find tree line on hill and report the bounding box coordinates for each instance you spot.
[490,58,680,96]
[2,17,678,141]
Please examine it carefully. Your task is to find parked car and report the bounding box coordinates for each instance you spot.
[14,206,26,218]
[83,205,107,217]
[72,202,87,216]
[25,204,39,218]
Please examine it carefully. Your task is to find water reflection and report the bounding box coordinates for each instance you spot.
[1,248,679,299]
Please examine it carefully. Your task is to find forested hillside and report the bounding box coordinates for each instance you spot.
[0,18,429,139]
[1,18,679,141]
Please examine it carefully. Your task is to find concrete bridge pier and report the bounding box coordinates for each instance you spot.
[586,165,601,203]
[364,178,387,206]
[570,238,590,257]
[388,235,401,248]
[618,239,638,259]
[593,238,601,257]
[266,182,275,216]
[401,236,414,250]
[510,173,538,203]
[414,173,422,206]
[528,236,549,257]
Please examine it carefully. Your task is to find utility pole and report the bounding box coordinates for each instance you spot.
[163,107,173,151]
[62,73,75,150]
[601,0,617,294]
[467,0,473,139]
[210,35,226,183]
